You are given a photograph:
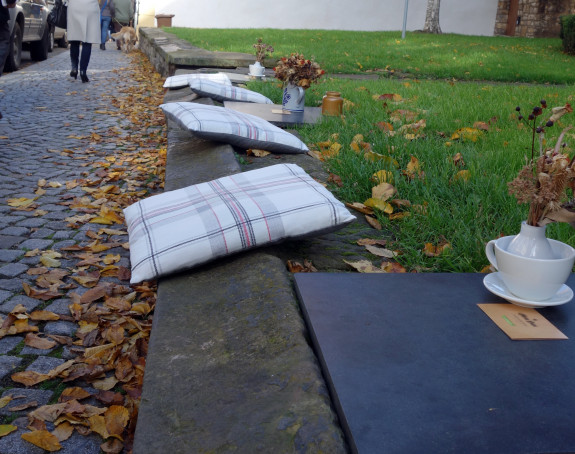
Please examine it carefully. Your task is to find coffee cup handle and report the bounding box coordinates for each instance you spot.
[485,240,498,270]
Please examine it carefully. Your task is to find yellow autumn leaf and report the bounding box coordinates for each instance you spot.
[7,197,38,208]
[450,127,483,142]
[364,198,394,214]
[344,259,387,273]
[364,152,399,167]
[0,425,17,437]
[371,170,394,184]
[0,395,13,408]
[48,181,62,188]
[454,169,471,182]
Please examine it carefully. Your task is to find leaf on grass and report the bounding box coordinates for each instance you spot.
[372,183,397,201]
[344,202,374,215]
[453,169,470,182]
[365,215,382,230]
[450,127,483,142]
[371,170,394,184]
[21,430,62,451]
[423,241,452,257]
[364,198,393,213]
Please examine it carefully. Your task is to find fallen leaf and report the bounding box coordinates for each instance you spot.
[365,215,382,230]
[21,430,61,451]
[364,244,397,258]
[25,333,57,350]
[344,259,386,273]
[0,425,17,438]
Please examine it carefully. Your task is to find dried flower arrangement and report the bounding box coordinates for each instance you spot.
[253,38,274,63]
[508,100,574,227]
[273,53,325,89]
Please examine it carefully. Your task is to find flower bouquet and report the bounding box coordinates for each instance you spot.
[508,100,574,227]
[273,53,325,89]
[253,38,274,63]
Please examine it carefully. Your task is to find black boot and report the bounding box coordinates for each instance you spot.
[100,43,105,50]
[70,69,78,79]
[80,71,89,83]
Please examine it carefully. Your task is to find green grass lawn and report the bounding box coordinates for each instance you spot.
[166,28,575,272]
[166,28,573,84]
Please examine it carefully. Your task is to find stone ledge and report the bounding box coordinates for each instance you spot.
[139,27,258,76]
[133,89,349,452]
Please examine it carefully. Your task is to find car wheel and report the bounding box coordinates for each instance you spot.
[48,26,55,52]
[30,23,50,61]
[57,32,68,48]
[3,22,22,73]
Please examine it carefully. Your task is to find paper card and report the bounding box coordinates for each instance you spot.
[478,303,568,340]
[272,109,290,115]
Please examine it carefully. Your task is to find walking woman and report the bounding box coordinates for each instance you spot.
[67,0,100,83]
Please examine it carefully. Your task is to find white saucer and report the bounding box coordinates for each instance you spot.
[483,272,573,308]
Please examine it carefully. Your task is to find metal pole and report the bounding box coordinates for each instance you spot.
[402,0,409,39]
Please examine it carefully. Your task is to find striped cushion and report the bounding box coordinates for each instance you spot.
[124,164,355,283]
[163,73,231,89]
[160,102,308,154]
[189,79,273,104]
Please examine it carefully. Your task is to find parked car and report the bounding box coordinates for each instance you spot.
[5,0,51,73]
[45,0,67,51]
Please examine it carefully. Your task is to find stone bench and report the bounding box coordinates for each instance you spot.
[132,87,349,452]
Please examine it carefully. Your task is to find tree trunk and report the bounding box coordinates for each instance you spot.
[423,0,442,34]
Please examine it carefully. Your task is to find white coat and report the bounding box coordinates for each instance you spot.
[66,0,100,43]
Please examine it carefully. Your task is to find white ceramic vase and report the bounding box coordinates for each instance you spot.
[506,221,555,259]
[249,61,265,77]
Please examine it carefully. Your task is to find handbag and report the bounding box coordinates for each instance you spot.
[47,0,67,29]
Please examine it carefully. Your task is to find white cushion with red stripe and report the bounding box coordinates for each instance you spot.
[124,163,355,283]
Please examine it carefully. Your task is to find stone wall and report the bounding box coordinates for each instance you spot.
[494,0,575,37]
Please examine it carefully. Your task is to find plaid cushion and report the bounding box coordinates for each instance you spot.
[160,102,309,154]
[189,79,273,104]
[124,164,355,283]
[163,73,231,89]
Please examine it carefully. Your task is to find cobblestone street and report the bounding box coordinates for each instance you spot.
[0,46,162,453]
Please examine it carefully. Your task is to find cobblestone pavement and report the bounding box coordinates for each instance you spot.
[0,46,144,453]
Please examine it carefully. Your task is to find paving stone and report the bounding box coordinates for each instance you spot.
[16,218,47,228]
[0,278,32,292]
[0,235,24,249]
[26,356,66,375]
[0,388,54,416]
[52,230,75,240]
[0,356,23,379]
[52,240,77,250]
[18,239,54,250]
[0,428,45,454]
[0,227,30,236]
[30,228,55,239]
[0,295,42,313]
[0,336,24,353]
[0,263,29,278]
[44,321,77,337]
[0,289,12,304]
[0,249,23,262]
[44,298,72,316]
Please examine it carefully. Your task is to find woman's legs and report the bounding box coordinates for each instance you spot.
[79,42,92,82]
[100,16,112,49]
[70,41,80,71]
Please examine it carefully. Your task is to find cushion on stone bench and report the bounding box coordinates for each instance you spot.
[163,72,231,89]
[160,102,308,154]
[124,163,355,283]
[189,79,273,104]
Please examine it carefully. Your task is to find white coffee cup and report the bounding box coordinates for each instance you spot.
[485,235,575,301]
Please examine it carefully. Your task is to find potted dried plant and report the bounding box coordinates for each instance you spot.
[273,53,325,112]
[484,101,575,306]
[249,38,274,77]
